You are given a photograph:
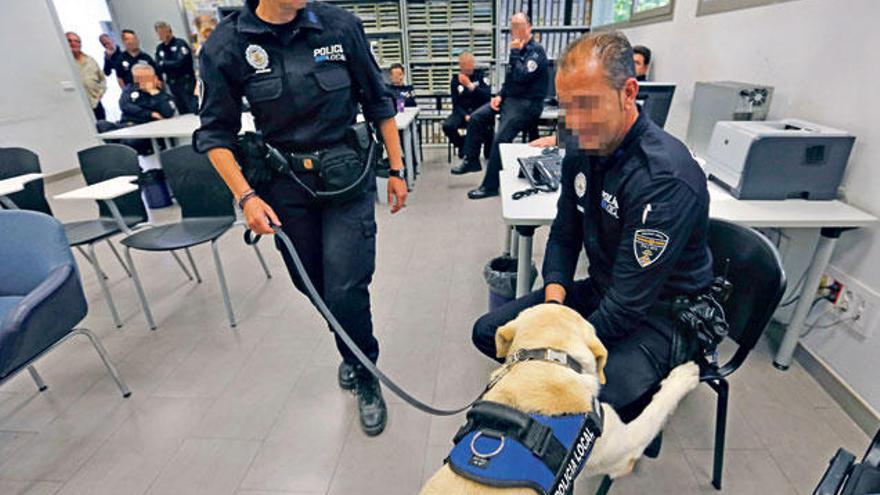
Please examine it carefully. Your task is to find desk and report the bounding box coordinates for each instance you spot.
[499,143,877,369]
[54,176,140,233]
[99,109,422,186]
[0,173,45,209]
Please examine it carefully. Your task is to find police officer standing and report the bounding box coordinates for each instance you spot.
[454,13,548,200]
[116,30,159,88]
[154,21,197,114]
[443,51,491,160]
[99,34,123,85]
[471,33,713,423]
[194,0,408,436]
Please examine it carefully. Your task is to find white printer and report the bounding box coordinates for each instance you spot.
[704,119,855,200]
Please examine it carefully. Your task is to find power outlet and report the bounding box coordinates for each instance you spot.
[836,287,876,338]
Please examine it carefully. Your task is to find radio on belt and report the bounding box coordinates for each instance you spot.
[704,118,855,200]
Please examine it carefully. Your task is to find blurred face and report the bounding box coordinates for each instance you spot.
[390,68,405,85]
[510,15,531,41]
[122,32,140,52]
[633,54,647,77]
[99,35,114,50]
[156,26,173,43]
[459,55,475,75]
[133,67,158,90]
[557,57,639,155]
[66,33,82,57]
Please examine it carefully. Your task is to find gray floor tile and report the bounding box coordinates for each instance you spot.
[0,480,62,495]
[684,449,797,495]
[144,438,260,495]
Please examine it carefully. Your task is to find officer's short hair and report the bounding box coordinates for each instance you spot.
[389,63,405,74]
[154,21,171,31]
[132,62,155,74]
[558,32,636,90]
[121,29,137,38]
[633,45,652,66]
[511,12,531,24]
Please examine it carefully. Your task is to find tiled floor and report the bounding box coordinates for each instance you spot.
[0,148,869,494]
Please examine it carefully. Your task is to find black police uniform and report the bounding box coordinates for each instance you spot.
[386,83,417,108]
[119,84,176,125]
[463,38,548,190]
[194,1,395,372]
[472,112,713,418]
[443,69,491,157]
[115,51,159,86]
[156,37,197,114]
[103,47,122,77]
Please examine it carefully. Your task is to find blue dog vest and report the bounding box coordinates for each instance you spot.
[446,399,603,495]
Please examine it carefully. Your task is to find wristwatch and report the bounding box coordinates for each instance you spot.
[389,168,406,180]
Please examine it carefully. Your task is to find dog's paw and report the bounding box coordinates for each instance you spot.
[661,361,700,395]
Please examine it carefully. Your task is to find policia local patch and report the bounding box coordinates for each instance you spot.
[633,229,669,268]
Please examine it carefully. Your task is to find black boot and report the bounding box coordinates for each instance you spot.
[451,158,481,175]
[338,361,357,391]
[644,432,663,458]
[354,367,387,436]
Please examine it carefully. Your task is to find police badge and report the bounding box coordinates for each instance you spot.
[527,59,538,73]
[633,229,669,268]
[245,44,270,71]
[574,172,587,198]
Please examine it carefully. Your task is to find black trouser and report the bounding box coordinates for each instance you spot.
[93,102,106,120]
[258,172,380,365]
[471,278,674,421]
[465,98,544,191]
[167,75,197,114]
[444,111,489,159]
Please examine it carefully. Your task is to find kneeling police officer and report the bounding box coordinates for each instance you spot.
[472,32,714,423]
[194,0,408,436]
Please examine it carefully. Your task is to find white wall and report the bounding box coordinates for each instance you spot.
[52,0,122,121]
[0,0,100,175]
[619,0,880,409]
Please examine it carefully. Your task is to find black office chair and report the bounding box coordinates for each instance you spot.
[814,428,880,494]
[596,218,786,493]
[121,145,271,330]
[0,147,53,214]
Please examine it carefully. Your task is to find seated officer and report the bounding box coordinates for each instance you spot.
[386,63,417,108]
[459,13,549,199]
[471,32,713,421]
[443,52,491,160]
[120,63,176,125]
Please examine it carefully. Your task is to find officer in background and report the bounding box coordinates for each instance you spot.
[444,51,491,162]
[471,32,713,423]
[458,13,549,199]
[154,21,197,114]
[194,0,408,437]
[633,45,651,81]
[119,63,176,125]
[99,34,122,84]
[116,30,158,88]
[386,63,417,108]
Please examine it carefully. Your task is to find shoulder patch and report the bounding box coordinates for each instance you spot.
[526,59,538,73]
[634,229,669,268]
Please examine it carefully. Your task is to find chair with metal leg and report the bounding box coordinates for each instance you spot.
[120,144,271,329]
[0,210,130,399]
[595,218,786,494]
[1,147,139,328]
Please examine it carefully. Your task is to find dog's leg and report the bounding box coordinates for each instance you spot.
[583,362,700,479]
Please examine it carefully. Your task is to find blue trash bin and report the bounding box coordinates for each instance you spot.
[484,255,537,311]
[137,169,172,208]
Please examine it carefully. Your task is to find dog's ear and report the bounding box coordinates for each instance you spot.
[584,325,608,384]
[495,323,517,359]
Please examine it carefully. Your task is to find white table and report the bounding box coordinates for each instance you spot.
[54,176,140,233]
[0,173,45,209]
[499,143,878,369]
[99,109,422,187]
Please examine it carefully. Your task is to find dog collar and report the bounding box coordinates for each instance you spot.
[507,348,585,375]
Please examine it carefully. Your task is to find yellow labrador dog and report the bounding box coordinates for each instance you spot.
[421,304,699,494]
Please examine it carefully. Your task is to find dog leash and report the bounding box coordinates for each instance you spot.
[245,226,477,416]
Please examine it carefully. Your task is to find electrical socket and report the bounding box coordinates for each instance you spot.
[835,286,874,338]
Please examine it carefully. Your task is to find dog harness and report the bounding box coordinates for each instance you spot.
[445,348,604,495]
